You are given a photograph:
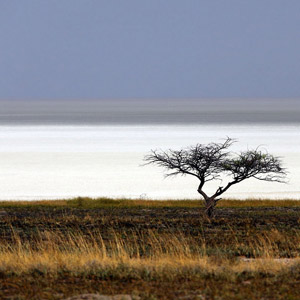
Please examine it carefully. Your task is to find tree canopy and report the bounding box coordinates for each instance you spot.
[144,138,287,217]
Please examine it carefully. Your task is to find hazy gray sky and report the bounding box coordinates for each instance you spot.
[1,1,300,100]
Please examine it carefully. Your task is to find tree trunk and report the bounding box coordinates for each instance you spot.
[205,204,214,218]
[197,187,217,218]
[204,197,216,218]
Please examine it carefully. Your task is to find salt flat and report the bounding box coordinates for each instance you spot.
[0,124,299,200]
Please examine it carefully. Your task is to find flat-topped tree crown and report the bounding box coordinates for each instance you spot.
[144,137,287,218]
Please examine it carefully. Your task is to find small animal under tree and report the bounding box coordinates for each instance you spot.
[144,138,287,218]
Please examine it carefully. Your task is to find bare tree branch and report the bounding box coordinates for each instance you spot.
[143,138,287,218]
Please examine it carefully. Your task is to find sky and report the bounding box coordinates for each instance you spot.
[0,1,300,100]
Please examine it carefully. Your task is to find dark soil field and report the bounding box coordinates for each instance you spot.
[0,199,299,300]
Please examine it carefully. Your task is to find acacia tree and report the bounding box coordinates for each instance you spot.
[144,138,286,218]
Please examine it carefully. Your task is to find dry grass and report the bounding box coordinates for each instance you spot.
[1,228,299,278]
[0,200,299,299]
[0,197,299,208]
